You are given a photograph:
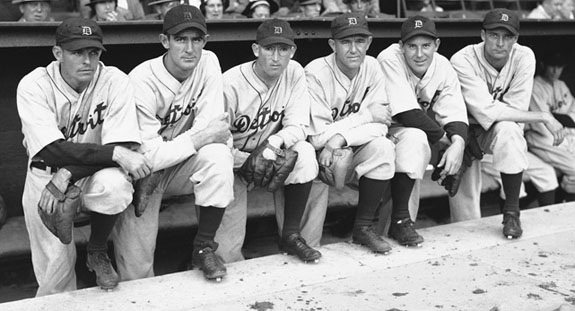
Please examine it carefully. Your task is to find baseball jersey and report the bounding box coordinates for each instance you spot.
[305,54,389,148]
[450,42,536,130]
[130,50,225,171]
[527,75,575,146]
[377,43,468,128]
[17,61,140,161]
[224,60,309,153]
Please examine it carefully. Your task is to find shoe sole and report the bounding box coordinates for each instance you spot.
[388,235,424,248]
[351,240,392,254]
[279,246,322,263]
[86,263,118,290]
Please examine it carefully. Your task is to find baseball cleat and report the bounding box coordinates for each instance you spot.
[502,211,522,239]
[388,218,424,247]
[352,225,392,254]
[279,233,322,263]
[86,251,119,290]
[192,245,227,282]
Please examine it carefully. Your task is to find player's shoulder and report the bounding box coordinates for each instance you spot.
[99,63,129,80]
[199,49,222,69]
[376,43,401,62]
[511,43,535,63]
[19,66,48,85]
[286,59,305,75]
[222,60,248,79]
[304,55,331,73]
[450,43,474,61]
[129,55,160,78]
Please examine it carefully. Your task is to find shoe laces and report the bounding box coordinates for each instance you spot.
[198,247,219,268]
[503,212,520,226]
[393,219,419,236]
[91,252,112,274]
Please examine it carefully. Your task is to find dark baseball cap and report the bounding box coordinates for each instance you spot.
[256,18,295,47]
[331,12,372,40]
[483,8,519,36]
[401,15,437,42]
[163,5,207,36]
[55,17,106,52]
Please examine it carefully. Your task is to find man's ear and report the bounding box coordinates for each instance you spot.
[328,39,336,53]
[434,38,441,52]
[52,46,62,61]
[289,45,297,59]
[159,33,170,50]
[252,43,260,58]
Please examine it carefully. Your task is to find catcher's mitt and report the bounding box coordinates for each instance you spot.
[132,170,164,217]
[318,147,353,190]
[238,140,298,192]
[38,181,82,244]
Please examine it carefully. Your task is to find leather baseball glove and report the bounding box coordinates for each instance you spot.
[132,170,164,217]
[238,140,298,192]
[318,147,353,190]
[38,181,82,244]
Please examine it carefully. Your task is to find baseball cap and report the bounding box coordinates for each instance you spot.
[55,17,106,52]
[242,0,279,17]
[401,15,437,42]
[483,8,519,36]
[148,0,178,6]
[12,0,50,4]
[163,5,207,35]
[299,0,320,5]
[256,18,295,47]
[331,12,372,40]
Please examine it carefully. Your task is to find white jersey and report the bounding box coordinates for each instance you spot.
[130,50,225,171]
[450,42,535,130]
[526,75,575,148]
[17,61,140,161]
[305,54,389,148]
[224,60,309,152]
[377,43,468,127]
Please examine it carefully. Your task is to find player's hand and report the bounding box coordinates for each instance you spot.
[38,168,71,214]
[544,114,565,146]
[319,134,347,166]
[436,136,465,177]
[105,11,119,21]
[192,113,231,150]
[318,147,333,167]
[368,103,392,127]
[112,146,152,180]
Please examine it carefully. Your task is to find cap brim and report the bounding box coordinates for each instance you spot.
[166,22,207,35]
[401,29,437,42]
[484,24,518,36]
[257,36,295,47]
[333,28,372,39]
[60,39,106,52]
[148,0,173,6]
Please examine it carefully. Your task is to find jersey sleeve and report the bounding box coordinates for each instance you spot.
[16,73,66,159]
[377,50,421,116]
[132,68,198,172]
[275,64,309,148]
[431,62,469,127]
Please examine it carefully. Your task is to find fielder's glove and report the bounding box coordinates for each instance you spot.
[38,181,81,244]
[132,170,164,217]
[238,140,298,192]
[318,147,353,190]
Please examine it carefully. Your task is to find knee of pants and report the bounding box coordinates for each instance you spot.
[285,141,318,185]
[192,143,234,207]
[394,128,430,179]
[82,168,133,215]
[489,122,528,172]
[561,175,575,193]
[358,136,395,180]
[194,143,234,178]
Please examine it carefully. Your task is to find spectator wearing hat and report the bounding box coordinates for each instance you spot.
[288,0,321,17]
[12,0,54,22]
[525,51,575,202]
[449,9,564,239]
[242,0,278,17]
[322,0,381,17]
[85,0,127,21]
[146,0,182,19]
[201,0,230,19]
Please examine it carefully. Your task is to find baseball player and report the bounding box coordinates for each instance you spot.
[112,5,234,282]
[377,15,468,246]
[304,13,396,253]
[525,50,575,202]
[449,9,564,238]
[214,18,321,264]
[16,17,149,295]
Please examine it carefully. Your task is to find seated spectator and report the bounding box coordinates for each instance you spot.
[420,0,443,12]
[527,0,564,19]
[87,0,127,21]
[146,0,181,19]
[295,0,322,17]
[321,0,378,17]
[79,0,141,20]
[201,0,228,19]
[560,0,574,18]
[242,0,278,17]
[12,0,54,22]
[116,0,146,19]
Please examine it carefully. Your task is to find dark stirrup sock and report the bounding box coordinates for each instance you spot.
[501,172,523,213]
[194,206,225,247]
[282,181,313,238]
[87,212,119,253]
[391,173,415,221]
[538,189,556,207]
[355,176,389,228]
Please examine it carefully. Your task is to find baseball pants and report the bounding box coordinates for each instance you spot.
[527,130,575,193]
[113,143,234,281]
[22,166,133,296]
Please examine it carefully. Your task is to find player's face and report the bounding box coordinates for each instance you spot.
[481,28,517,65]
[302,3,321,17]
[251,4,270,18]
[252,43,295,81]
[19,1,51,22]
[204,0,224,19]
[329,35,372,79]
[400,35,440,79]
[53,46,102,92]
[544,64,564,82]
[348,0,370,14]
[160,29,207,79]
[94,0,116,21]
